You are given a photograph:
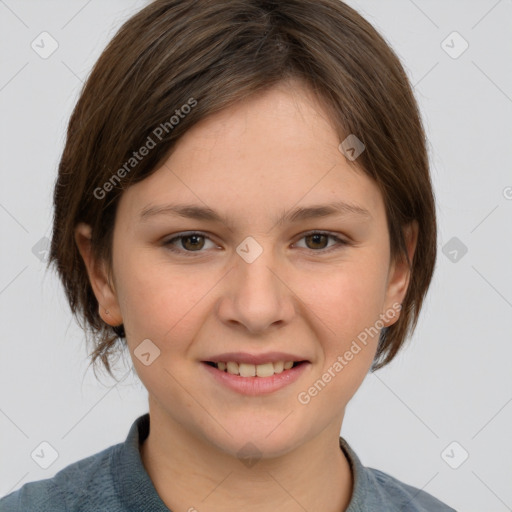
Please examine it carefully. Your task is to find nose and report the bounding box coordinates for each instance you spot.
[216,242,296,334]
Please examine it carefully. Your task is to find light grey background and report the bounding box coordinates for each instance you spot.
[1,1,511,510]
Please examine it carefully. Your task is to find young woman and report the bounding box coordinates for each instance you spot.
[0,0,455,510]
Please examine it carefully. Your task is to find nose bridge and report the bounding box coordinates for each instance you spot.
[219,234,293,332]
[235,234,282,296]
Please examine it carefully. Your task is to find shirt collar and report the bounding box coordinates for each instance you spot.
[339,435,372,510]
[114,413,170,511]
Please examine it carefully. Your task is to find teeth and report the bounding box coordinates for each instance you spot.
[226,361,239,375]
[239,363,256,377]
[273,361,284,373]
[256,362,275,377]
[214,361,297,377]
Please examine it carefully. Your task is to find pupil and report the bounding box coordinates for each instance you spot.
[308,234,327,249]
[184,235,204,251]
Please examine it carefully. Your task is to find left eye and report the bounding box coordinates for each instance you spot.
[294,232,347,252]
[163,231,347,255]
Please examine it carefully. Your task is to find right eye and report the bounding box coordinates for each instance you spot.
[163,232,218,256]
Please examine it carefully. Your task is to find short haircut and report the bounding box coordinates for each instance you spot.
[48,0,437,378]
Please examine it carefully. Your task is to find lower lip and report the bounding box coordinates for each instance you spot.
[201,362,310,395]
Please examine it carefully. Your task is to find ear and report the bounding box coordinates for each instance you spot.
[382,220,418,327]
[74,222,123,327]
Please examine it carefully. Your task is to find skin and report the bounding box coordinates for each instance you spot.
[75,77,417,512]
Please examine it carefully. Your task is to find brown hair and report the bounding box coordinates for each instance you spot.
[48,0,437,379]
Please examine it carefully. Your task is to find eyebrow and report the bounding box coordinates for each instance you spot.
[138,200,371,228]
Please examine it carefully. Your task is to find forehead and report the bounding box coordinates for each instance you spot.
[117,81,384,225]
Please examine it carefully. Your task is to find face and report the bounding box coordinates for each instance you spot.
[76,78,416,459]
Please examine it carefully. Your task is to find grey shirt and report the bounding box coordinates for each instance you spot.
[0,413,456,511]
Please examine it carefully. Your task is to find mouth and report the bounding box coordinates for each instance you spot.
[203,360,308,377]
[201,359,310,395]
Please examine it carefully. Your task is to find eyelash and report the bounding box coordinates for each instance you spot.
[163,231,349,256]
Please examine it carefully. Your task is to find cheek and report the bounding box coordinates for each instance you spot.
[298,256,388,336]
[294,255,388,398]
[115,251,220,353]
[112,254,173,334]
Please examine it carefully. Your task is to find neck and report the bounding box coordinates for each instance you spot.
[140,399,354,512]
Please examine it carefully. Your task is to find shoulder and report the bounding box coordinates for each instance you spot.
[364,467,457,511]
[339,437,457,511]
[0,442,122,512]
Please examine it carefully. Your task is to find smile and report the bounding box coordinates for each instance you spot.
[205,360,304,377]
[201,360,310,395]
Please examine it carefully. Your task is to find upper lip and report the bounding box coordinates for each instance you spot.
[203,352,309,365]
